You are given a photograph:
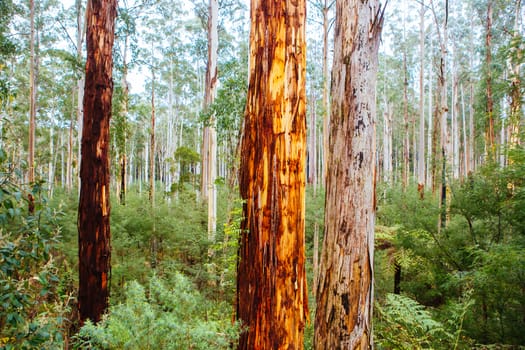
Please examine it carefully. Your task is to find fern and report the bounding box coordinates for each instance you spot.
[375,293,453,349]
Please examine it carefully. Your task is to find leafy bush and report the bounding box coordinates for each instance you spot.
[375,156,525,347]
[0,149,67,349]
[73,273,239,350]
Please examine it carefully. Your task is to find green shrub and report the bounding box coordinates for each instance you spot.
[375,293,454,349]
[0,149,67,349]
[73,273,239,350]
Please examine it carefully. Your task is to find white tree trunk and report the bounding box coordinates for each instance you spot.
[205,0,218,238]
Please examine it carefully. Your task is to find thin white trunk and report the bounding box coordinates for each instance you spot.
[452,67,460,179]
[461,84,468,178]
[417,0,426,190]
[500,100,507,167]
[28,0,36,184]
[48,126,54,196]
[322,0,331,186]
[383,106,393,184]
[469,82,475,173]
[60,131,65,185]
[205,0,218,238]
[76,0,85,190]
[426,31,433,187]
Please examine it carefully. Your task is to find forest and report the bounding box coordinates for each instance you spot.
[0,0,524,349]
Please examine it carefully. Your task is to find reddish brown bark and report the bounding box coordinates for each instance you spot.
[78,0,116,325]
[236,0,308,348]
[314,0,383,349]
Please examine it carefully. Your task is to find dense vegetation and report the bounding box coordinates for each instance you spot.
[1,154,524,348]
[0,0,524,348]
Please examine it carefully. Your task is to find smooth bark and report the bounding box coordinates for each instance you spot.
[28,0,36,184]
[205,0,218,238]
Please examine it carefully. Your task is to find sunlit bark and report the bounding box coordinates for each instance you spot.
[237,0,308,348]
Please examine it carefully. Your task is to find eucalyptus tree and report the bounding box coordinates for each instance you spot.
[236,0,308,347]
[112,0,140,204]
[314,0,384,348]
[78,0,117,324]
[203,0,218,238]
[28,0,36,186]
[507,0,523,148]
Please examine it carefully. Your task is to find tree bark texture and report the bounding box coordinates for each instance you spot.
[78,0,116,325]
[314,0,383,349]
[236,0,308,348]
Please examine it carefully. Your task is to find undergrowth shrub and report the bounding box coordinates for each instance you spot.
[0,149,68,349]
[73,272,239,350]
[375,293,456,349]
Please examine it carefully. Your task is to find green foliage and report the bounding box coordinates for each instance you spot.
[375,293,455,349]
[376,155,525,347]
[0,149,66,349]
[0,0,16,59]
[73,273,239,350]
[174,146,200,187]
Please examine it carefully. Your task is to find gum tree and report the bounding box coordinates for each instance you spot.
[78,0,117,324]
[314,0,384,348]
[236,0,308,348]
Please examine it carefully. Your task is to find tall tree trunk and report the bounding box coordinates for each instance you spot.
[308,88,318,190]
[461,84,468,177]
[76,0,85,190]
[430,0,449,228]
[205,0,218,239]
[402,48,409,190]
[314,0,383,348]
[508,0,522,149]
[149,67,155,204]
[418,0,425,197]
[383,106,393,184]
[485,0,495,162]
[78,0,117,325]
[426,33,433,188]
[149,62,157,268]
[321,0,331,186]
[28,0,36,184]
[119,33,129,205]
[236,0,308,347]
[48,126,54,196]
[467,15,476,174]
[469,80,475,173]
[67,93,74,191]
[313,221,319,297]
[452,64,460,179]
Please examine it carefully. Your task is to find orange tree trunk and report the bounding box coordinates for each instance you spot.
[314,0,383,349]
[78,0,117,325]
[236,0,308,348]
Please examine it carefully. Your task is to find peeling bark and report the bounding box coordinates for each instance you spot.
[236,0,308,348]
[314,0,383,349]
